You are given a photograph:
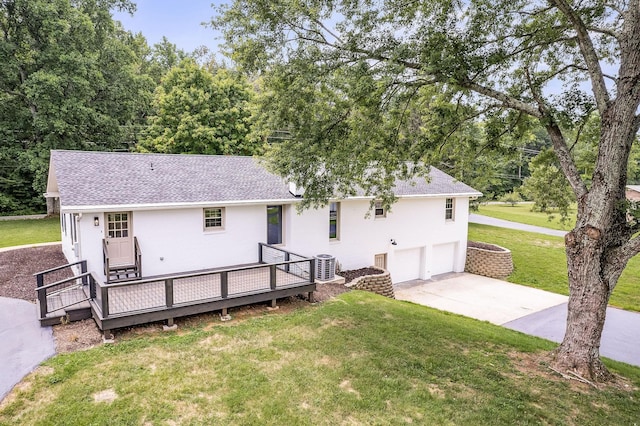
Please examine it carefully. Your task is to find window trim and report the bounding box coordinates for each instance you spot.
[329,202,340,240]
[374,200,386,219]
[445,198,455,221]
[203,207,225,231]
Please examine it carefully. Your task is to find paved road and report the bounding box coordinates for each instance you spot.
[505,304,640,367]
[395,273,640,367]
[0,297,56,401]
[469,213,569,237]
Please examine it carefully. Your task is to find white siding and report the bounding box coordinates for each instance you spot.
[66,196,471,284]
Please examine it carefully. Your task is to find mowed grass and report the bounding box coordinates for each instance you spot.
[469,223,640,312]
[476,203,577,230]
[1,291,639,425]
[0,217,61,248]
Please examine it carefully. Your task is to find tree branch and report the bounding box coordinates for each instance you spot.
[550,0,611,113]
[586,25,620,40]
[461,79,542,118]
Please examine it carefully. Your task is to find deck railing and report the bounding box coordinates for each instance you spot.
[35,261,93,319]
[259,243,312,279]
[93,244,315,319]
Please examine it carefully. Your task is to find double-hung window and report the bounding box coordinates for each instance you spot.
[204,207,224,230]
[445,198,455,221]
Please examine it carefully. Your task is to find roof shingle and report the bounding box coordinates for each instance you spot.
[50,150,481,208]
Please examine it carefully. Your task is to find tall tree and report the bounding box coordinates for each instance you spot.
[214,0,640,381]
[138,59,259,155]
[0,0,154,213]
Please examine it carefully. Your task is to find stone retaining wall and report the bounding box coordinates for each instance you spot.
[347,267,395,298]
[465,243,514,279]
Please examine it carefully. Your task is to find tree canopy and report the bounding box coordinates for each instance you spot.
[138,59,259,156]
[0,0,154,213]
[214,0,640,381]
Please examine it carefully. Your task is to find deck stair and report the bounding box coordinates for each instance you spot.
[35,263,93,326]
[107,264,140,283]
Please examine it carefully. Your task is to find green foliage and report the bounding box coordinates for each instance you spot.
[520,149,575,223]
[499,191,523,207]
[0,0,155,213]
[138,59,260,156]
[2,292,640,424]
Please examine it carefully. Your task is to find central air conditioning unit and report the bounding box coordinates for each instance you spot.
[314,254,336,281]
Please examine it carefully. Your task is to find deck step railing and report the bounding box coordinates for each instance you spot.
[35,261,96,321]
[103,236,142,282]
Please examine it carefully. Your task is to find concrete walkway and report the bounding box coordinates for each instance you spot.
[395,273,640,367]
[469,213,569,237]
[0,297,56,401]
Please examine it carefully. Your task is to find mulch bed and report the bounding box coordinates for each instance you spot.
[1,245,381,352]
[467,241,506,252]
[339,267,384,284]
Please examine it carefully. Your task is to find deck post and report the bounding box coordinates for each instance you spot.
[308,292,315,303]
[165,278,174,308]
[101,285,110,317]
[285,252,290,273]
[89,275,96,299]
[269,264,277,290]
[258,243,263,263]
[80,261,88,286]
[37,288,47,319]
[221,272,228,299]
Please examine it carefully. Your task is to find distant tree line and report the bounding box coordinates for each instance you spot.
[2,0,638,216]
[0,0,261,214]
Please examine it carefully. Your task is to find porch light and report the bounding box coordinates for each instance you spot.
[94,216,99,227]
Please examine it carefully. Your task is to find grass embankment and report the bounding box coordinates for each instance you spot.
[1,291,639,425]
[469,223,640,312]
[476,203,577,231]
[0,217,61,248]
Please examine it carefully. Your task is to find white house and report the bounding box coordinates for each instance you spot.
[45,150,481,285]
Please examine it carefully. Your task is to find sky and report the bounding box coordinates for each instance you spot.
[113,1,227,55]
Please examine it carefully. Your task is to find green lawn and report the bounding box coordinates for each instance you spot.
[469,223,640,312]
[2,291,639,425]
[0,217,61,248]
[476,203,577,230]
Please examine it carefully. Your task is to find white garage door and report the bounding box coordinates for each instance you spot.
[392,247,423,283]
[432,243,456,276]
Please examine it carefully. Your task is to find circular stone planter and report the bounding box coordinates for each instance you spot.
[345,267,395,299]
[465,241,514,279]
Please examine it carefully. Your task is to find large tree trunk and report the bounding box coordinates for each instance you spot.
[551,227,613,381]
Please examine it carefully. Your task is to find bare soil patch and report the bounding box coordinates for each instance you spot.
[0,244,71,301]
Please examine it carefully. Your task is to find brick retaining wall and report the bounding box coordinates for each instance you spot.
[346,267,395,298]
[465,243,514,279]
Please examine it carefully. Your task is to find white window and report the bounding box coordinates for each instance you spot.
[71,213,79,243]
[329,202,340,240]
[61,213,67,236]
[204,207,225,230]
[374,200,386,218]
[445,198,455,221]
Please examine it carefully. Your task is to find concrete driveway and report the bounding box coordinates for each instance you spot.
[0,297,56,401]
[395,273,640,367]
[395,273,568,325]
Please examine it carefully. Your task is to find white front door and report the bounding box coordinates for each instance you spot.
[105,212,133,266]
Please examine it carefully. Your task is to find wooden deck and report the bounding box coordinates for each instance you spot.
[37,244,316,334]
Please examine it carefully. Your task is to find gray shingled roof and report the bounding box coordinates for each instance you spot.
[50,150,481,208]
